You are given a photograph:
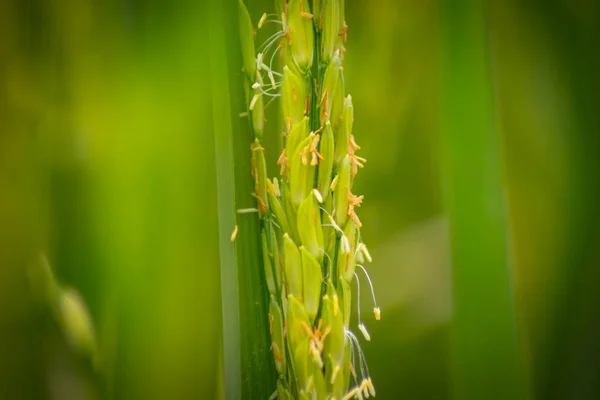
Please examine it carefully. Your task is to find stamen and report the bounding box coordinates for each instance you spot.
[358,323,371,342]
[300,2,313,19]
[333,293,339,316]
[277,147,288,176]
[263,30,285,55]
[347,188,364,228]
[255,69,264,86]
[345,334,358,386]
[258,31,285,53]
[357,264,379,321]
[342,386,362,400]
[310,134,324,166]
[313,188,324,203]
[331,364,341,384]
[268,70,277,89]
[330,175,338,191]
[345,331,371,394]
[258,13,267,29]
[348,134,367,178]
[355,246,365,264]
[373,307,381,321]
[249,94,260,110]
[255,84,282,98]
[367,378,376,397]
[354,272,362,324]
[236,207,259,214]
[360,379,371,398]
[256,53,264,71]
[272,177,281,197]
[326,214,343,235]
[310,343,323,368]
[300,142,309,165]
[262,19,283,26]
[340,235,350,254]
[346,329,370,378]
[230,225,238,242]
[360,243,373,263]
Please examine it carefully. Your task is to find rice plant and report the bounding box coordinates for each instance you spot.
[237,1,379,398]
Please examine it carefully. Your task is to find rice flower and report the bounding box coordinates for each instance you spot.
[238,1,380,398]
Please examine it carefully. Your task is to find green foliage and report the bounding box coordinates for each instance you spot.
[438,1,524,399]
[2,1,599,399]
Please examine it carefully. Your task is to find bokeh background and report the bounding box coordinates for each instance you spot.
[1,0,599,399]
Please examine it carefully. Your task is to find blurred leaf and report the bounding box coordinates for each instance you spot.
[209,1,241,398]
[210,0,277,398]
[438,1,525,399]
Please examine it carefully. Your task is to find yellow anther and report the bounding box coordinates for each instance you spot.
[230,225,238,242]
[309,342,323,368]
[258,13,267,29]
[340,22,349,43]
[310,134,324,166]
[277,148,288,176]
[272,178,281,197]
[313,189,324,204]
[330,364,341,384]
[374,307,381,321]
[347,188,364,228]
[300,1,313,19]
[360,379,370,398]
[330,174,339,191]
[302,319,331,367]
[300,134,324,166]
[348,135,367,177]
[360,243,373,263]
[340,235,350,254]
[249,93,260,110]
[268,70,276,89]
[358,323,371,341]
[342,386,362,400]
[333,293,340,316]
[367,378,376,397]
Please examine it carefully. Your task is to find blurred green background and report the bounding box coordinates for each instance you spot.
[1,0,599,399]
